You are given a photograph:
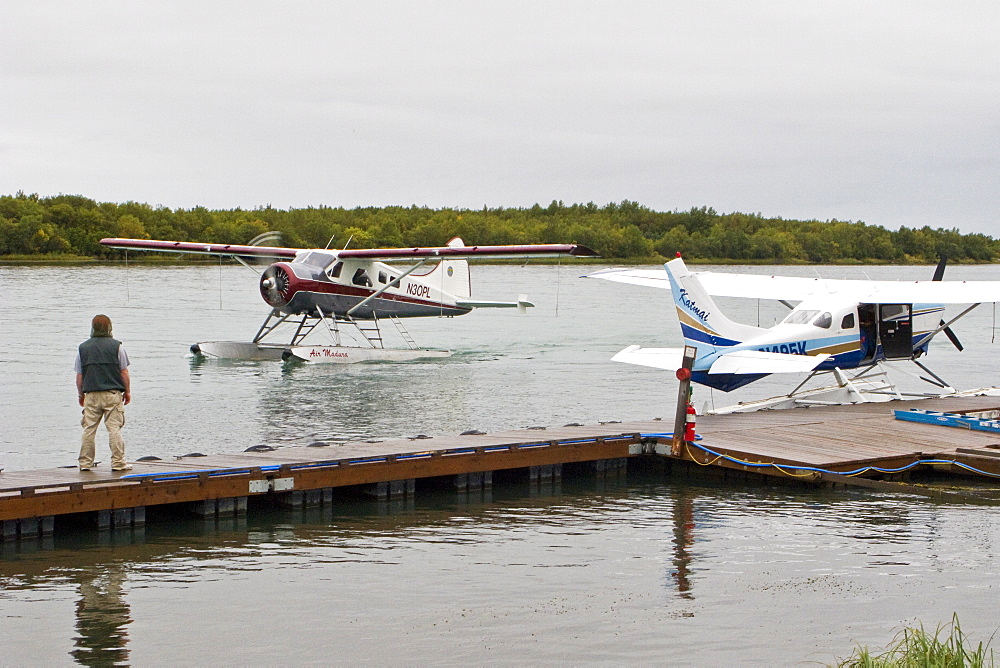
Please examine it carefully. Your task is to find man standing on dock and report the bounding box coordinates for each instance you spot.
[75,314,131,472]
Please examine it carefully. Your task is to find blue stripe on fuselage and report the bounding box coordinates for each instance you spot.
[679,323,742,347]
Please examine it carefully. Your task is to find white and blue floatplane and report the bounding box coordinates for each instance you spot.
[589,256,1000,412]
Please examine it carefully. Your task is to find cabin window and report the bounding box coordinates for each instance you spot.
[881,304,909,322]
[378,271,388,284]
[812,312,832,329]
[327,262,343,279]
[783,309,819,325]
[841,313,855,329]
[352,268,372,287]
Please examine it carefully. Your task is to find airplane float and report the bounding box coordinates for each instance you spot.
[587,255,1000,412]
[101,236,598,362]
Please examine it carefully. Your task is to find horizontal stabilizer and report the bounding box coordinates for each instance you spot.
[707,350,830,375]
[610,345,685,371]
[455,298,535,309]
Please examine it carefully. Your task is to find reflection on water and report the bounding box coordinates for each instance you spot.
[72,565,131,666]
[669,490,696,600]
[2,473,999,664]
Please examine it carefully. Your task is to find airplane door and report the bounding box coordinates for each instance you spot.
[858,304,877,363]
[879,304,913,359]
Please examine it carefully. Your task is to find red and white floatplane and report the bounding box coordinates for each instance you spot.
[101,236,598,362]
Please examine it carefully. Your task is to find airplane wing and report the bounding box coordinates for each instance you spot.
[587,267,1000,304]
[339,243,598,261]
[584,268,669,289]
[611,345,686,370]
[100,238,298,259]
[838,280,1000,304]
[707,350,831,375]
[585,267,835,300]
[698,273,1000,304]
[101,238,599,261]
[696,272,840,301]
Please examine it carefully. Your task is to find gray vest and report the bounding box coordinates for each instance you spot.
[79,337,126,393]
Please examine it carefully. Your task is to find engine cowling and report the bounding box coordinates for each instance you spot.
[259,263,295,308]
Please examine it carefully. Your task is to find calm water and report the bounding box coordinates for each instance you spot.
[2,263,1000,664]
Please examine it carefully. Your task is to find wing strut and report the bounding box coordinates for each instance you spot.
[252,310,294,343]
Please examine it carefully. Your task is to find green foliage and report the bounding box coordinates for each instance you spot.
[835,615,995,667]
[1,192,997,263]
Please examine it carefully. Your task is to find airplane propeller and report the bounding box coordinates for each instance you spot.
[248,231,283,247]
[260,265,292,307]
[931,256,964,351]
[227,231,285,271]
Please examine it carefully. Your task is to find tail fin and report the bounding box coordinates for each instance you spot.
[665,257,762,348]
[422,237,471,299]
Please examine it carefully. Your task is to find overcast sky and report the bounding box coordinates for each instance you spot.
[2,2,997,234]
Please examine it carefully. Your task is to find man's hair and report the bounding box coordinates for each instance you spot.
[91,314,113,337]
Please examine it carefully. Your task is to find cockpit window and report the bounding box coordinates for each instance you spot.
[783,310,819,325]
[841,313,855,329]
[352,268,372,287]
[812,312,832,329]
[302,252,336,268]
[327,262,343,279]
[378,271,387,284]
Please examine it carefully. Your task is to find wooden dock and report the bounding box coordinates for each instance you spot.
[1,424,641,539]
[671,395,1000,483]
[4,395,1000,541]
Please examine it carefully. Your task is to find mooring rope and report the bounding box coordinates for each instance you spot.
[660,436,1000,479]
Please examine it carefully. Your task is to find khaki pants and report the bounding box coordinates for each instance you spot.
[79,390,127,469]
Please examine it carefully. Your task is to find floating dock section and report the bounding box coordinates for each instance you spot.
[4,395,1000,541]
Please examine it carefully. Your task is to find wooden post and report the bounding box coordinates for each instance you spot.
[672,345,698,456]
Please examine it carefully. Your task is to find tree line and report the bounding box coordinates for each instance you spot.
[1,192,997,263]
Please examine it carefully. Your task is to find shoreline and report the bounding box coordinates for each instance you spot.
[2,255,989,267]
